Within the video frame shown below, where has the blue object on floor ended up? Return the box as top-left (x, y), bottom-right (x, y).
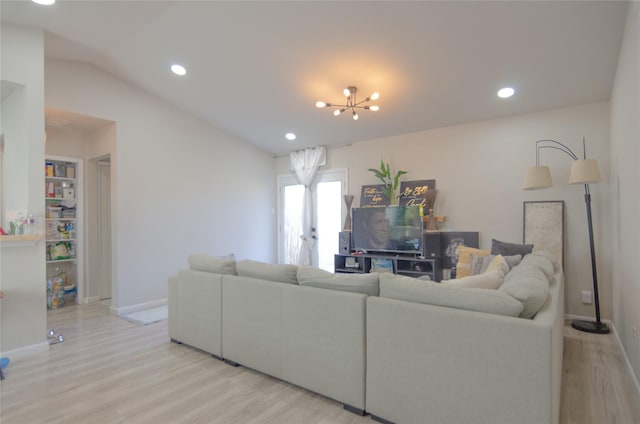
top-left (0, 356), bottom-right (8, 380)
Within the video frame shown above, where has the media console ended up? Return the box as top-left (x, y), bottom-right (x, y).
top-left (334, 253), bottom-right (442, 282)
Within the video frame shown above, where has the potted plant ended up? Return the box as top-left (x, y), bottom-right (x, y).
top-left (368, 160), bottom-right (408, 206)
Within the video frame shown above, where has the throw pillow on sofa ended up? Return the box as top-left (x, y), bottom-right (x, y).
top-left (297, 266), bottom-right (379, 296)
top-left (455, 246), bottom-right (490, 278)
top-left (441, 269), bottom-right (505, 289)
top-left (188, 253), bottom-right (237, 275)
top-left (491, 238), bottom-right (534, 257)
top-left (379, 273), bottom-right (524, 317)
top-left (236, 260), bottom-right (298, 284)
top-left (469, 254), bottom-right (521, 275)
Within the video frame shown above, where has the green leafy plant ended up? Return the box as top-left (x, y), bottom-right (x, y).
top-left (368, 160), bottom-right (408, 205)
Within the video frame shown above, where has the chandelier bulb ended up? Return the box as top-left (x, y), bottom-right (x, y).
top-left (369, 105), bottom-right (380, 112)
top-left (334, 109), bottom-right (343, 116)
top-left (370, 92), bottom-right (380, 101)
top-left (316, 101), bottom-right (327, 108)
top-left (352, 111), bottom-right (359, 121)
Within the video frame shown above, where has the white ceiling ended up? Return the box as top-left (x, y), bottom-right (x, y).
top-left (1, 0), bottom-right (629, 155)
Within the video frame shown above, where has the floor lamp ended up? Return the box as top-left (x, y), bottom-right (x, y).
top-left (523, 138), bottom-right (609, 334)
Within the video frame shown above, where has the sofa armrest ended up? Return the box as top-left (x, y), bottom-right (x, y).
top-left (366, 286), bottom-right (562, 424)
top-left (169, 269), bottom-right (223, 356)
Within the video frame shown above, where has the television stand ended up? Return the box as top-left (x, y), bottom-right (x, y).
top-left (334, 253), bottom-right (442, 282)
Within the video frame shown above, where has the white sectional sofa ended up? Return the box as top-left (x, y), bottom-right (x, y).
top-left (168, 250), bottom-right (564, 424)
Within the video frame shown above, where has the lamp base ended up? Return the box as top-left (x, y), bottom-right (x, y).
top-left (571, 319), bottom-right (610, 334)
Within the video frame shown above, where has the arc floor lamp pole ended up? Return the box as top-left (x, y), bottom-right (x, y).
top-left (523, 139), bottom-right (609, 334)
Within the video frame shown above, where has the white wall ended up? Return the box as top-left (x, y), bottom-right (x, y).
top-left (0, 24), bottom-right (47, 355)
top-left (277, 102), bottom-right (612, 319)
top-left (610, 2), bottom-right (640, 387)
top-left (45, 59), bottom-right (276, 312)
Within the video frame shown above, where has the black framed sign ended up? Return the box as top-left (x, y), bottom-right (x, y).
top-left (399, 179), bottom-right (436, 207)
top-left (360, 184), bottom-right (389, 207)
top-left (523, 201), bottom-right (564, 267)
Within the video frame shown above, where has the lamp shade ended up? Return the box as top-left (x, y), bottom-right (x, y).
top-left (569, 159), bottom-right (600, 184)
top-left (523, 166), bottom-right (552, 190)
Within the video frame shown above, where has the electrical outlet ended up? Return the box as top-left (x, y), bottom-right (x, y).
top-left (581, 290), bottom-right (593, 304)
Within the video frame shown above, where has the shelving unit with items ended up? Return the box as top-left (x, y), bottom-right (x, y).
top-left (45, 156), bottom-right (83, 308)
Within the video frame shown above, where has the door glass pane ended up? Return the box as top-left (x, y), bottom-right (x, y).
top-left (283, 184), bottom-right (304, 265)
top-left (316, 180), bottom-right (342, 272)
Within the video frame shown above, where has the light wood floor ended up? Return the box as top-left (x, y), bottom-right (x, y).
top-left (1, 303), bottom-right (639, 424)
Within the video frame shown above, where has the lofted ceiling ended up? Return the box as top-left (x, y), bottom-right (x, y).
top-left (0, 0), bottom-right (629, 155)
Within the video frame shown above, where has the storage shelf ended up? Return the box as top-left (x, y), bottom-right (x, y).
top-left (1, 234), bottom-right (43, 248)
top-left (47, 259), bottom-right (76, 263)
top-left (46, 239), bottom-right (76, 243)
top-left (45, 197), bottom-right (76, 201)
top-left (45, 176), bottom-right (75, 181)
top-left (46, 218), bottom-right (77, 221)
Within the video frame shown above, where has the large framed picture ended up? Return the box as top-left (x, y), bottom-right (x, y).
top-left (523, 201), bottom-right (564, 267)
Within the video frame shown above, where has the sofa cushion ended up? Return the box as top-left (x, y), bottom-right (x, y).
top-left (379, 273), bottom-right (524, 317)
top-left (455, 246), bottom-right (490, 278)
top-left (188, 253), bottom-right (237, 275)
top-left (297, 266), bottom-right (379, 296)
top-left (499, 264), bottom-right (550, 318)
top-left (236, 260), bottom-right (298, 284)
top-left (441, 269), bottom-right (505, 289)
top-left (530, 250), bottom-right (561, 274)
top-left (520, 253), bottom-right (555, 281)
top-left (491, 239), bottom-right (534, 257)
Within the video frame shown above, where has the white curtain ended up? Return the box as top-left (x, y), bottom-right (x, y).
top-left (289, 146), bottom-right (326, 266)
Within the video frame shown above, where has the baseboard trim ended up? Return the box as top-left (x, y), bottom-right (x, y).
top-left (1, 341), bottom-right (49, 360)
top-left (611, 322), bottom-right (640, 398)
top-left (112, 298), bottom-right (167, 315)
top-left (85, 296), bottom-right (101, 304)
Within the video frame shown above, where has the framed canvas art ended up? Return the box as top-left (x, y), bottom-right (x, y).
top-left (523, 201), bottom-right (564, 267)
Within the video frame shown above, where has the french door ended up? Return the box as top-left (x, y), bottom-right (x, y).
top-left (277, 169), bottom-right (347, 271)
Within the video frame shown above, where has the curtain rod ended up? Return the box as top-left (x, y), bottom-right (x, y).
top-left (272, 142), bottom-right (352, 159)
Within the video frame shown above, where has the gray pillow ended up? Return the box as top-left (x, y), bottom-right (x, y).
top-left (236, 260), bottom-right (298, 284)
top-left (188, 253), bottom-right (237, 275)
top-left (297, 266), bottom-right (379, 296)
top-left (491, 239), bottom-right (534, 257)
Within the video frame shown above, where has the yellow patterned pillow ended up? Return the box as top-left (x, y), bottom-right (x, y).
top-left (455, 245), bottom-right (490, 278)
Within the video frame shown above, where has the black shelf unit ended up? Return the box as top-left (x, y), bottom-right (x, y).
top-left (334, 254), bottom-right (441, 282)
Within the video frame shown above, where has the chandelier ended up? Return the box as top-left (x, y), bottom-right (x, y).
top-left (315, 86), bottom-right (380, 121)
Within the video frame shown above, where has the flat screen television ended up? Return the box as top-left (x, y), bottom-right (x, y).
top-left (351, 206), bottom-right (423, 255)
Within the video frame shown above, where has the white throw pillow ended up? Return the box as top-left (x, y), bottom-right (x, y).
top-left (440, 269), bottom-right (504, 289)
top-left (485, 255), bottom-right (510, 276)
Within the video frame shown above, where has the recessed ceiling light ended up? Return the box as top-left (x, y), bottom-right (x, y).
top-left (32, 0), bottom-right (55, 4)
top-left (497, 87), bottom-right (515, 98)
top-left (171, 64), bottom-right (187, 76)
top-left (285, 133), bottom-right (296, 141)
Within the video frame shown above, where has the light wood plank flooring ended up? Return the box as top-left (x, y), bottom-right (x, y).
top-left (1, 303), bottom-right (639, 424)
